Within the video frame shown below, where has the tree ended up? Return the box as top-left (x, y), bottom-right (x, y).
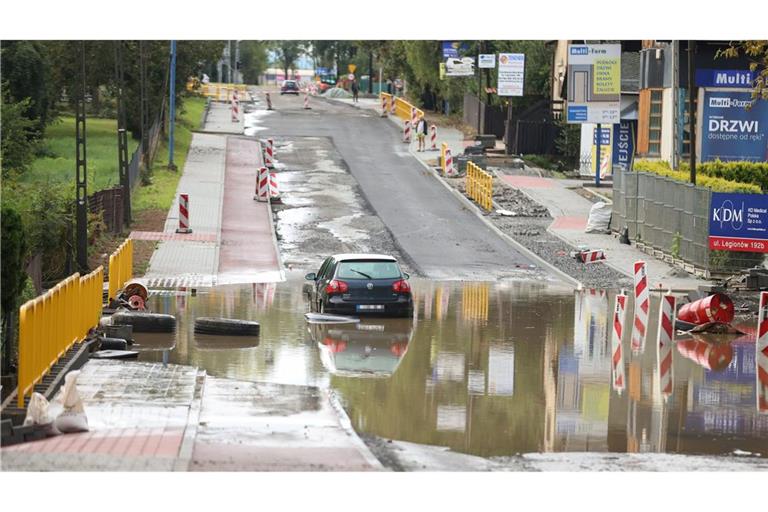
top-left (719, 40), bottom-right (768, 101)
top-left (238, 41), bottom-right (268, 84)
top-left (1, 84), bottom-right (38, 178)
top-left (271, 41), bottom-right (307, 79)
top-left (1, 206), bottom-right (27, 374)
top-left (1, 41), bottom-right (53, 135)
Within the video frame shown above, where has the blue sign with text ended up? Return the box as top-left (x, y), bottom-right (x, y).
top-left (709, 192), bottom-right (768, 253)
top-left (441, 42), bottom-right (469, 59)
top-left (695, 69), bottom-right (754, 88)
top-left (612, 120), bottom-right (636, 172)
top-left (701, 90), bottom-right (768, 163)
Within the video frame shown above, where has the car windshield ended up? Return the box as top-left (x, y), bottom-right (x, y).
top-left (336, 260), bottom-right (401, 280)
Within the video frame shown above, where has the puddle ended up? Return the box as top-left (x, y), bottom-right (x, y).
top-left (137, 278), bottom-right (768, 458)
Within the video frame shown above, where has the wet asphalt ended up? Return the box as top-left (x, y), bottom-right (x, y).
top-left (253, 90), bottom-right (545, 281)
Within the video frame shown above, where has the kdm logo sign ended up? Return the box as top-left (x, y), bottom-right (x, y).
top-left (711, 200), bottom-right (744, 230)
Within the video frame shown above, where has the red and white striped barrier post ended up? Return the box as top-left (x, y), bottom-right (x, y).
top-left (403, 120), bottom-right (411, 143)
top-left (390, 94), bottom-right (397, 115)
top-left (757, 291), bottom-right (768, 414)
top-left (381, 96), bottom-right (388, 117)
top-left (656, 292), bottom-right (676, 400)
top-left (411, 107), bottom-right (418, 132)
top-left (265, 92), bottom-right (273, 110)
top-left (579, 249), bottom-right (606, 263)
top-left (231, 94), bottom-right (239, 122)
top-left (263, 138), bottom-right (274, 169)
top-left (269, 172), bottom-right (281, 202)
top-left (444, 147), bottom-right (455, 176)
top-left (304, 93), bottom-right (311, 110)
top-left (255, 167), bottom-right (269, 202)
top-left (632, 261), bottom-right (650, 354)
top-left (611, 291), bottom-right (628, 394)
top-left (176, 193), bottom-right (192, 233)
top-left (430, 124), bottom-right (438, 150)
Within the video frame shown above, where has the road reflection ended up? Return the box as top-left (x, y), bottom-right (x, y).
top-left (137, 278), bottom-right (768, 458)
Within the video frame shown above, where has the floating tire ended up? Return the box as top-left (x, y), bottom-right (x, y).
top-left (194, 317), bottom-right (260, 337)
top-left (111, 311), bottom-right (176, 333)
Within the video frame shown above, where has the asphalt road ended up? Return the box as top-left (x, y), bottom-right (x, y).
top-left (256, 89), bottom-right (542, 281)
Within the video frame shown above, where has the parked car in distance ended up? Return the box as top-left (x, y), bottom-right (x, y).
top-left (280, 80), bottom-right (300, 95)
top-left (305, 254), bottom-right (413, 317)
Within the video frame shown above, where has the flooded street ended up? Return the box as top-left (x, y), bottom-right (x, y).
top-left (137, 277), bottom-right (768, 460)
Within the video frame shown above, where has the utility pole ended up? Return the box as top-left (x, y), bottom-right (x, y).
top-left (477, 41), bottom-right (483, 134)
top-left (115, 40), bottom-right (131, 224)
top-left (75, 41), bottom-right (88, 273)
top-left (688, 40), bottom-right (697, 185)
top-left (368, 50), bottom-right (373, 94)
top-left (139, 41), bottom-right (149, 172)
top-left (235, 40), bottom-right (240, 84)
top-left (168, 40), bottom-right (178, 171)
top-left (228, 40), bottom-right (233, 83)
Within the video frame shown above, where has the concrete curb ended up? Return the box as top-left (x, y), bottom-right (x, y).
top-left (327, 389), bottom-right (385, 471)
top-left (409, 152), bottom-right (581, 289)
top-left (174, 368), bottom-right (206, 471)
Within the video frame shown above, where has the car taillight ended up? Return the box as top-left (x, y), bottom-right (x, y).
top-left (325, 280), bottom-right (349, 295)
top-left (392, 279), bottom-right (411, 294)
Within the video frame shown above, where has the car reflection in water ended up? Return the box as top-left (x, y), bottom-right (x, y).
top-left (309, 318), bottom-right (413, 378)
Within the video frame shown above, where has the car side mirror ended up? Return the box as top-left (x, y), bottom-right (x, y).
top-left (403, 272), bottom-right (410, 280)
top-left (305, 272), bottom-right (317, 281)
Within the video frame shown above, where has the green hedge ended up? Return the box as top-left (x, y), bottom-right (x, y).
top-left (696, 160), bottom-right (768, 192)
top-left (634, 159), bottom-right (761, 193)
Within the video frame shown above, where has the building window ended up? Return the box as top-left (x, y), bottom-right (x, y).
top-left (680, 90), bottom-right (697, 158)
top-left (648, 90), bottom-right (662, 156)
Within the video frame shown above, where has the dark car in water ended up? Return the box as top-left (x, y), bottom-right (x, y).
top-left (305, 254), bottom-right (413, 317)
top-left (280, 79), bottom-right (300, 95)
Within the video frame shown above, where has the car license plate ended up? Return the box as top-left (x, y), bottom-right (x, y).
top-left (356, 304), bottom-right (384, 311)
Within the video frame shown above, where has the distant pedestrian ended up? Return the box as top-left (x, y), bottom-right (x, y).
top-left (416, 116), bottom-right (427, 152)
top-left (386, 79), bottom-right (393, 95)
top-left (351, 80), bottom-right (359, 103)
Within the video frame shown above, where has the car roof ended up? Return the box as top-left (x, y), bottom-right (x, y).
top-left (331, 253), bottom-right (397, 262)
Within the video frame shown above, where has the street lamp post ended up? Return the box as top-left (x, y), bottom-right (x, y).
top-left (168, 40), bottom-right (177, 171)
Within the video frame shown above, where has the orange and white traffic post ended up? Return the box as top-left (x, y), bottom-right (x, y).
top-left (176, 193), bottom-right (192, 233)
top-left (632, 261), bottom-right (650, 354)
top-left (611, 291), bottom-right (628, 394)
top-left (656, 291), bottom-right (676, 400)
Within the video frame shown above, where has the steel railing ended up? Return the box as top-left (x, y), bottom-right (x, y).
top-left (466, 161), bottom-right (494, 212)
top-left (198, 83), bottom-right (250, 102)
top-left (380, 93), bottom-right (424, 122)
top-left (17, 267), bottom-right (104, 407)
top-left (462, 283), bottom-right (489, 322)
top-left (108, 238), bottom-right (133, 303)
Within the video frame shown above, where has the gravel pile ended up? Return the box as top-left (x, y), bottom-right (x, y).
top-left (322, 87), bottom-right (352, 98)
top-left (445, 175), bottom-right (632, 289)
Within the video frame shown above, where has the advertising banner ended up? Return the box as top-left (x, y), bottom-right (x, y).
top-left (441, 41), bottom-right (474, 77)
top-left (479, 54), bottom-right (496, 68)
top-left (695, 69), bottom-right (755, 88)
top-left (701, 90), bottom-right (768, 162)
top-left (612, 120), bottom-right (636, 172)
top-left (566, 44), bottom-right (621, 124)
top-left (590, 126), bottom-right (612, 178)
top-left (709, 192), bottom-right (768, 253)
top-left (497, 53), bottom-right (525, 97)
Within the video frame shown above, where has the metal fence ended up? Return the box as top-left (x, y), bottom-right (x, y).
top-left (611, 170), bottom-right (763, 277)
top-left (505, 119), bottom-right (560, 155)
top-left (463, 94), bottom-right (507, 138)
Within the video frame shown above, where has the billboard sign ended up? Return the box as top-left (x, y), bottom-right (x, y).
top-left (701, 90), bottom-right (768, 162)
top-left (497, 53), bottom-right (525, 96)
top-left (612, 120), bottom-right (636, 172)
top-left (709, 192), bottom-right (768, 253)
top-left (695, 69), bottom-right (755, 88)
top-left (442, 41), bottom-right (474, 77)
top-left (566, 44), bottom-right (621, 124)
top-left (591, 126), bottom-right (612, 178)
top-left (479, 54), bottom-right (496, 68)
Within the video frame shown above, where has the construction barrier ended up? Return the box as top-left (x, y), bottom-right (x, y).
top-left (256, 166), bottom-right (269, 201)
top-left (656, 292), bottom-right (676, 399)
top-left (380, 92), bottom-right (423, 122)
top-left (466, 161), bottom-right (493, 212)
top-left (403, 120), bottom-right (411, 143)
top-left (380, 96), bottom-right (388, 117)
top-left (176, 193), bottom-right (192, 234)
top-left (265, 92), bottom-right (273, 110)
top-left (579, 249), bottom-right (606, 263)
top-left (430, 125), bottom-right (437, 150)
top-left (758, 291), bottom-right (768, 413)
top-left (264, 138), bottom-right (274, 168)
top-left (304, 94), bottom-right (310, 110)
top-left (108, 238), bottom-right (134, 302)
top-left (269, 172), bottom-right (280, 200)
top-left (17, 266), bottom-right (104, 407)
top-left (389, 94), bottom-right (396, 115)
top-left (631, 261), bottom-right (650, 354)
top-left (199, 83), bottom-right (249, 102)
top-left (678, 293), bottom-right (734, 325)
top-left (611, 292), bottom-right (627, 393)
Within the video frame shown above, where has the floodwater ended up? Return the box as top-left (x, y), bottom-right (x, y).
top-left (138, 277), bottom-right (768, 459)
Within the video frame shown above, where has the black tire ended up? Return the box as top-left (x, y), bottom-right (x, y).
top-left (194, 317), bottom-right (260, 336)
top-left (112, 312), bottom-right (176, 333)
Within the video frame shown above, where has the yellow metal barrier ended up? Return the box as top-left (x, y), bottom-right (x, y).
top-left (380, 92), bottom-right (424, 122)
top-left (199, 83), bottom-right (250, 102)
top-left (17, 266), bottom-right (104, 407)
top-left (441, 142), bottom-right (448, 175)
top-left (108, 238), bottom-right (133, 302)
top-left (466, 161), bottom-right (494, 212)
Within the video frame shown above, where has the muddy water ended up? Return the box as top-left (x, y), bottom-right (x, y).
top-left (138, 278), bottom-right (768, 458)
